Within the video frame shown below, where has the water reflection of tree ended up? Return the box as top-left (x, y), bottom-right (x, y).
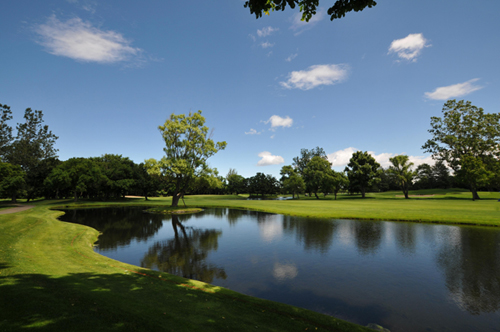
top-left (353, 221), bottom-right (383, 255)
top-left (282, 216), bottom-right (336, 253)
top-left (437, 227), bottom-right (500, 315)
top-left (393, 223), bottom-right (416, 254)
top-left (141, 215), bottom-right (227, 283)
top-left (60, 208), bottom-right (164, 249)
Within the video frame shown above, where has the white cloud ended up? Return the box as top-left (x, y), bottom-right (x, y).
top-left (35, 15), bottom-right (142, 63)
top-left (424, 78), bottom-right (483, 100)
top-left (285, 53), bottom-right (298, 62)
top-left (257, 26), bottom-right (278, 37)
top-left (261, 41), bottom-right (274, 49)
top-left (327, 147), bottom-right (358, 166)
top-left (328, 147), bottom-right (435, 169)
top-left (388, 33), bottom-right (429, 61)
top-left (245, 128), bottom-right (260, 135)
top-left (249, 34), bottom-right (256, 42)
top-left (280, 64), bottom-right (349, 90)
top-left (257, 151), bottom-right (284, 166)
top-left (265, 115), bottom-right (293, 128)
top-left (290, 10), bottom-right (325, 35)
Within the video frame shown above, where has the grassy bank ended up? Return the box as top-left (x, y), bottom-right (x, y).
top-left (0, 201), bottom-right (372, 332)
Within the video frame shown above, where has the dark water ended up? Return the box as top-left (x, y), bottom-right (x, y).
top-left (58, 207), bottom-right (500, 332)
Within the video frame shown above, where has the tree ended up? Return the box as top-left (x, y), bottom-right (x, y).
top-left (303, 156), bottom-right (334, 199)
top-left (280, 165), bottom-right (305, 199)
top-left (244, 0), bottom-right (376, 22)
top-left (0, 162), bottom-right (25, 202)
top-left (226, 169), bottom-right (246, 195)
top-left (292, 146), bottom-right (327, 196)
top-left (0, 104), bottom-right (13, 161)
top-left (345, 151), bottom-right (381, 198)
top-left (422, 100), bottom-right (500, 200)
top-left (248, 173), bottom-right (279, 197)
top-left (5, 108), bottom-right (59, 201)
top-left (158, 111), bottom-right (226, 207)
top-left (387, 155), bottom-right (417, 199)
top-left (331, 171), bottom-right (349, 200)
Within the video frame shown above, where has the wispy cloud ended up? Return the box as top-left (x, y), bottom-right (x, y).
top-left (245, 128), bottom-right (260, 135)
top-left (257, 151), bottom-right (284, 166)
top-left (388, 33), bottom-right (430, 62)
top-left (328, 147), bottom-right (435, 169)
top-left (285, 53), bottom-right (298, 62)
top-left (265, 115), bottom-right (293, 128)
top-left (34, 15), bottom-right (142, 64)
top-left (261, 41), bottom-right (274, 49)
top-left (280, 64), bottom-right (349, 90)
top-left (257, 26), bottom-right (278, 37)
top-left (290, 10), bottom-right (325, 35)
top-left (424, 78), bottom-right (483, 100)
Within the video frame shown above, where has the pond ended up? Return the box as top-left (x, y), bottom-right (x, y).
top-left (58, 207), bottom-right (500, 332)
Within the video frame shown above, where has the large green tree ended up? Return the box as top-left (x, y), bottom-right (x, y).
top-left (345, 151), bottom-right (381, 198)
top-left (158, 111), bottom-right (226, 207)
top-left (226, 169), bottom-right (247, 195)
top-left (280, 165), bottom-right (305, 199)
top-left (422, 100), bottom-right (500, 200)
top-left (245, 0), bottom-right (376, 22)
top-left (387, 155), bottom-right (417, 199)
top-left (303, 156), bottom-right (334, 199)
top-left (5, 108), bottom-right (59, 201)
top-left (0, 162), bottom-right (25, 202)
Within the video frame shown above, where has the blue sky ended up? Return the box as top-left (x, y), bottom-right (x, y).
top-left (1, 0), bottom-right (499, 178)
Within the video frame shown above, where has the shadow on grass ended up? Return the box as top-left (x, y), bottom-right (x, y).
top-left (0, 271), bottom-right (371, 332)
top-left (0, 271), bottom-right (220, 332)
top-left (0, 263), bottom-right (11, 270)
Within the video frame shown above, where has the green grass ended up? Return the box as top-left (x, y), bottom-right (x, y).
top-left (1, 189), bottom-right (499, 331)
top-left (0, 201), bottom-right (373, 332)
top-left (181, 189), bottom-right (500, 227)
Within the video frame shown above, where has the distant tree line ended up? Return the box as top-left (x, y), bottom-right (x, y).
top-left (1, 99), bottom-right (499, 202)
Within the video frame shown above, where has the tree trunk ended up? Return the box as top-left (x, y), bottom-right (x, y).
top-left (361, 186), bottom-right (366, 198)
top-left (171, 193), bottom-right (181, 207)
top-left (11, 192), bottom-right (17, 203)
top-left (314, 192), bottom-right (319, 199)
top-left (471, 189), bottom-right (480, 201)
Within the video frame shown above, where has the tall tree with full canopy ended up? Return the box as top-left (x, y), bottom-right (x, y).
top-left (292, 146), bottom-right (327, 196)
top-left (387, 155), bottom-right (417, 199)
top-left (5, 108), bottom-right (59, 201)
top-left (280, 165), bottom-right (305, 199)
top-left (345, 151), bottom-right (381, 198)
top-left (158, 111), bottom-right (226, 207)
top-left (422, 100), bottom-right (500, 200)
top-left (303, 156), bottom-right (334, 199)
top-left (244, 0), bottom-right (376, 22)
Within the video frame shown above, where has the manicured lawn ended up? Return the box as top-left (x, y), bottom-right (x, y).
top-left (1, 189), bottom-right (499, 331)
top-left (183, 189), bottom-right (500, 226)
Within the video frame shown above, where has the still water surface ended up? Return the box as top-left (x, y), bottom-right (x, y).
top-left (58, 207), bottom-right (500, 332)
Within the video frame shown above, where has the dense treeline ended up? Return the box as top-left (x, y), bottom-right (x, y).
top-left (1, 99), bottom-right (499, 202)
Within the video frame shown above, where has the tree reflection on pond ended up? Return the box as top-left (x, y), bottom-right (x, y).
top-left (437, 227), bottom-right (500, 315)
top-left (140, 214), bottom-right (227, 283)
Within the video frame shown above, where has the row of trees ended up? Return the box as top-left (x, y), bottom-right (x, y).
top-left (2, 99), bottom-right (499, 203)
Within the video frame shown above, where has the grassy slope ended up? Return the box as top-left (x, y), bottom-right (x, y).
top-left (0, 202), bottom-right (372, 332)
